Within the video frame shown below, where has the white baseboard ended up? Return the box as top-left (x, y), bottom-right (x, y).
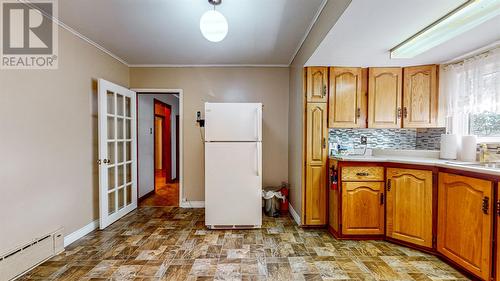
top-left (64, 219), bottom-right (98, 247)
top-left (180, 201), bottom-right (205, 208)
top-left (288, 203), bottom-right (301, 226)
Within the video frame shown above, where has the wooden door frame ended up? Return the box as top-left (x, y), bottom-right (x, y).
top-left (153, 99), bottom-right (172, 184)
top-left (134, 89), bottom-right (184, 207)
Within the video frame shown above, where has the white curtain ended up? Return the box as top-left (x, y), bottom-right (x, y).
top-left (440, 47), bottom-right (500, 135)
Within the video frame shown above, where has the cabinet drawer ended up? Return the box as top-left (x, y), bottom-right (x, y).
top-left (342, 167), bottom-right (384, 181)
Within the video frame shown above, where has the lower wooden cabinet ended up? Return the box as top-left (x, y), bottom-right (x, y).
top-left (437, 172), bottom-right (493, 280)
top-left (497, 184), bottom-right (500, 281)
top-left (342, 181), bottom-right (385, 235)
top-left (386, 168), bottom-right (433, 248)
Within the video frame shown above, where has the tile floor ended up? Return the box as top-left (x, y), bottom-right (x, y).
top-left (19, 207), bottom-right (469, 281)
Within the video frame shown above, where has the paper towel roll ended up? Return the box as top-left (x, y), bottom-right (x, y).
top-left (440, 134), bottom-right (458, 160)
top-left (460, 135), bottom-right (478, 162)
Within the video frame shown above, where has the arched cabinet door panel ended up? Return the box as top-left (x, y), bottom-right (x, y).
top-left (329, 67), bottom-right (367, 128)
top-left (305, 103), bottom-right (327, 225)
top-left (386, 168), bottom-right (433, 248)
top-left (368, 67), bottom-right (402, 128)
top-left (403, 65), bottom-right (438, 128)
top-left (307, 67), bottom-right (328, 103)
top-left (437, 173), bottom-right (492, 281)
top-left (342, 181), bottom-right (385, 235)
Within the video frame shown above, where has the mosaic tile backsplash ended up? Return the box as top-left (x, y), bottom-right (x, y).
top-left (329, 128), bottom-right (446, 151)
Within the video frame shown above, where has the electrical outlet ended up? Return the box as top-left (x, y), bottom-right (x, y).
top-left (361, 136), bottom-right (367, 145)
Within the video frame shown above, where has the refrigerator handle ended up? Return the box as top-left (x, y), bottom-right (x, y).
top-left (256, 142), bottom-right (262, 177)
top-left (256, 107), bottom-right (262, 141)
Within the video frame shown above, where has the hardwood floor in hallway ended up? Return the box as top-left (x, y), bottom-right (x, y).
top-left (140, 171), bottom-right (179, 207)
top-left (18, 207), bottom-right (468, 280)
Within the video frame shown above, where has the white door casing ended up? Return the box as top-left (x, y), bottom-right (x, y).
top-left (98, 79), bottom-right (138, 229)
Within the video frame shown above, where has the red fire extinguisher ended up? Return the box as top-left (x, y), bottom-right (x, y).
top-left (280, 182), bottom-right (289, 215)
top-left (330, 167), bottom-right (338, 190)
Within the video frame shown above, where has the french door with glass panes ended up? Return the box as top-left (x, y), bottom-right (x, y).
top-left (98, 79), bottom-right (137, 229)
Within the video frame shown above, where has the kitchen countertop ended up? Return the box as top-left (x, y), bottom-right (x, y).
top-left (330, 149), bottom-right (500, 177)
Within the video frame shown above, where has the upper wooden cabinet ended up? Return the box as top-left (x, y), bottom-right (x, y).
top-left (342, 181), bottom-right (385, 235)
top-left (403, 65), bottom-right (439, 128)
top-left (328, 67), bottom-right (367, 128)
top-left (368, 67), bottom-right (403, 128)
top-left (305, 103), bottom-right (328, 225)
top-left (437, 173), bottom-right (493, 280)
top-left (386, 168), bottom-right (433, 248)
top-left (306, 67), bottom-right (328, 103)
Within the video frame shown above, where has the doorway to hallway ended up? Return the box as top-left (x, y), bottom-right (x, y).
top-left (136, 92), bottom-right (180, 207)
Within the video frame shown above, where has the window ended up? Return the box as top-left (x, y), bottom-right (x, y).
top-left (441, 47), bottom-right (500, 142)
top-left (469, 112), bottom-right (500, 137)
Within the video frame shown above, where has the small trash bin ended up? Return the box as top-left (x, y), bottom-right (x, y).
top-left (262, 186), bottom-right (285, 217)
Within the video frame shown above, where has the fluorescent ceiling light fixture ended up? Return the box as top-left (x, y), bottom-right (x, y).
top-left (391, 0), bottom-right (500, 59)
top-left (200, 0), bottom-right (228, 43)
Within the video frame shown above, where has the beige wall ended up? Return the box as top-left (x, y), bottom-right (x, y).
top-left (0, 27), bottom-right (129, 254)
top-left (130, 67), bottom-right (289, 201)
top-left (288, 0), bottom-right (351, 221)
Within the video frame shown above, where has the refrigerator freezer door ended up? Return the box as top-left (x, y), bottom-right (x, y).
top-left (205, 142), bottom-right (262, 227)
top-left (205, 103), bottom-right (262, 142)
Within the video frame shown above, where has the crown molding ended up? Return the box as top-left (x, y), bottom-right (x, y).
top-left (129, 64), bottom-right (289, 68)
top-left (288, 0), bottom-right (328, 65)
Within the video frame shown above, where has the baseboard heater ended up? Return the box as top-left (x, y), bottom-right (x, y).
top-left (0, 229), bottom-right (64, 281)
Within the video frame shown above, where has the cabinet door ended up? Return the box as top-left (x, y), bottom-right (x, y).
top-left (368, 68), bottom-right (402, 128)
top-left (305, 103), bottom-right (328, 225)
top-left (307, 67), bottom-right (328, 103)
top-left (328, 67), bottom-right (367, 128)
top-left (497, 185), bottom-right (500, 281)
top-left (403, 65), bottom-right (438, 128)
top-left (386, 168), bottom-right (433, 247)
top-left (342, 182), bottom-right (384, 235)
top-left (437, 173), bottom-right (492, 280)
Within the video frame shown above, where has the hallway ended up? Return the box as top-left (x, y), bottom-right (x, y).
top-left (140, 171), bottom-right (179, 207)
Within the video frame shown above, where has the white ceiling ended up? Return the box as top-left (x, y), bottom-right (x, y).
top-left (306, 0), bottom-right (500, 67)
top-left (56, 0), bottom-right (325, 66)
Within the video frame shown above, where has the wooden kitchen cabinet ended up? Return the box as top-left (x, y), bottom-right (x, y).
top-left (403, 65), bottom-right (439, 128)
top-left (497, 184), bottom-right (500, 281)
top-left (306, 67), bottom-right (328, 103)
top-left (305, 103), bottom-right (328, 225)
top-left (437, 173), bottom-right (493, 280)
top-left (386, 168), bottom-right (433, 248)
top-left (342, 181), bottom-right (385, 235)
top-left (368, 67), bottom-right (403, 128)
top-left (328, 67), bottom-right (367, 128)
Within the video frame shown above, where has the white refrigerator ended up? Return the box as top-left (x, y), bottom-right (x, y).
top-left (204, 102), bottom-right (262, 229)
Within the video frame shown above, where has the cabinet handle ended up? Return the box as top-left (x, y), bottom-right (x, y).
top-left (403, 107), bottom-right (408, 119)
top-left (497, 201), bottom-right (500, 217)
top-left (482, 196), bottom-right (489, 215)
top-left (356, 172), bottom-right (369, 177)
top-left (322, 138), bottom-right (326, 149)
top-left (357, 108), bottom-right (361, 118)
top-left (397, 107), bottom-right (402, 119)
top-left (380, 193), bottom-right (384, 205)
top-left (322, 85), bottom-right (327, 97)
top-left (387, 179), bottom-right (391, 191)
